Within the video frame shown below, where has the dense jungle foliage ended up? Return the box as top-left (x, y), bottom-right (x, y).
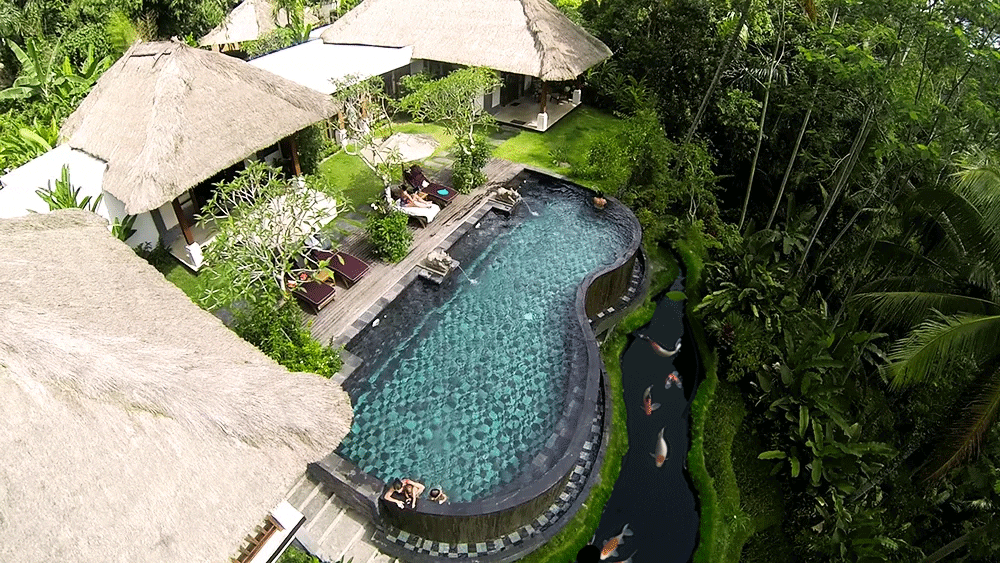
top-left (576, 0), bottom-right (1000, 560)
top-left (4, 0), bottom-right (1000, 560)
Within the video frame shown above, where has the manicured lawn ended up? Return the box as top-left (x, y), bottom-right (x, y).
top-left (317, 152), bottom-right (384, 210)
top-left (492, 106), bottom-right (620, 184)
top-left (519, 245), bottom-right (678, 563)
top-left (158, 261), bottom-right (220, 307)
top-left (316, 121), bottom-right (457, 212)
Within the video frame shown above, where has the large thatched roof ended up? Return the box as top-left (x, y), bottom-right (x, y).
top-left (200, 0), bottom-right (322, 46)
top-left (0, 209), bottom-right (353, 563)
top-left (319, 0), bottom-right (611, 81)
top-left (60, 41), bottom-right (336, 215)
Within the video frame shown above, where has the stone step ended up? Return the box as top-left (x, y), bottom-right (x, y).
top-left (286, 474), bottom-right (322, 509)
top-left (365, 551), bottom-right (396, 563)
top-left (337, 523), bottom-right (377, 563)
top-left (303, 494), bottom-right (346, 535)
top-left (309, 508), bottom-right (367, 563)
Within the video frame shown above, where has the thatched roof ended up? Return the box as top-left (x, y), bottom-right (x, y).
top-left (0, 209), bottom-right (353, 563)
top-left (200, 0), bottom-right (322, 46)
top-left (60, 41), bottom-right (336, 215)
top-left (319, 0), bottom-right (611, 81)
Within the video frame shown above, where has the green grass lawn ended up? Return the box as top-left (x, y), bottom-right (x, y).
top-left (158, 261), bottom-right (219, 307)
top-left (492, 106), bottom-right (620, 185)
top-left (317, 121), bottom-right (458, 212)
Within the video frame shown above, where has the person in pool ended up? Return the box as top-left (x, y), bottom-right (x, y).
top-left (428, 488), bottom-right (448, 504)
top-left (384, 478), bottom-right (425, 509)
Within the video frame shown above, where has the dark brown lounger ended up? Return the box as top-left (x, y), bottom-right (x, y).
top-left (403, 164), bottom-right (458, 207)
top-left (311, 249), bottom-right (371, 288)
top-left (290, 279), bottom-right (336, 313)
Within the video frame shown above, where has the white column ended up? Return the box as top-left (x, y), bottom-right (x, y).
top-left (572, 89), bottom-right (582, 105)
top-left (537, 112), bottom-right (549, 131)
top-left (491, 86), bottom-right (501, 108)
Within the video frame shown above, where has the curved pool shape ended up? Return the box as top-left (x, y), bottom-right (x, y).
top-left (339, 178), bottom-right (632, 502)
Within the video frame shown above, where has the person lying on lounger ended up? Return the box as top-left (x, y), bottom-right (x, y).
top-left (399, 188), bottom-right (434, 209)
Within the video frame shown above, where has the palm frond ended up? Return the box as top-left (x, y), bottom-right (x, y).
top-left (926, 369), bottom-right (1000, 480)
top-left (853, 292), bottom-right (1000, 327)
top-left (870, 241), bottom-right (953, 279)
top-left (885, 313), bottom-right (1000, 388)
top-left (900, 187), bottom-right (1000, 263)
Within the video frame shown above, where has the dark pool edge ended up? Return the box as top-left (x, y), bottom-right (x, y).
top-left (309, 171), bottom-right (645, 552)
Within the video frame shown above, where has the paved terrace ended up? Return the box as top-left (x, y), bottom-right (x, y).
top-left (307, 158), bottom-right (525, 347)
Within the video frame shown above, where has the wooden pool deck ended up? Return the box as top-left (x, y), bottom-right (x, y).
top-left (307, 158), bottom-right (526, 346)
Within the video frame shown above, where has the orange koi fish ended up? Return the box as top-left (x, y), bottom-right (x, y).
top-left (642, 385), bottom-right (661, 415)
top-left (651, 427), bottom-right (669, 467)
top-left (600, 523), bottom-right (633, 560)
top-left (665, 370), bottom-right (682, 390)
top-left (636, 334), bottom-right (681, 357)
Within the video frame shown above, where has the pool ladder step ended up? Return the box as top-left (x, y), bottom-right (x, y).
top-left (284, 472), bottom-right (395, 563)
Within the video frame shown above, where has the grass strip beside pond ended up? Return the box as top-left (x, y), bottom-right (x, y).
top-left (518, 246), bottom-right (677, 563)
top-left (677, 227), bottom-right (752, 563)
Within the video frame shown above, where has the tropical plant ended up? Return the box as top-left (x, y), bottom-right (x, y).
top-left (110, 213), bottom-right (137, 242)
top-left (330, 74), bottom-right (401, 188)
top-left (33, 164), bottom-right (102, 212)
top-left (233, 299), bottom-right (343, 378)
top-left (398, 67), bottom-right (501, 191)
top-left (198, 162), bottom-right (348, 308)
top-left (0, 114), bottom-right (56, 167)
top-left (365, 208), bottom-right (412, 263)
top-left (0, 38), bottom-right (111, 117)
top-left (854, 151), bottom-right (1000, 480)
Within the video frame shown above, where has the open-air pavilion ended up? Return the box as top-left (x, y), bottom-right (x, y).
top-left (0, 209), bottom-right (353, 563)
top-left (0, 40), bottom-right (337, 269)
top-left (199, 0), bottom-right (326, 53)
top-left (319, 0), bottom-right (612, 131)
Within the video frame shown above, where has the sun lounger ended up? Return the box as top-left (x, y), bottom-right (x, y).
top-left (311, 249), bottom-right (371, 287)
top-left (403, 165), bottom-right (458, 207)
top-left (289, 278), bottom-right (336, 313)
top-left (384, 186), bottom-right (440, 226)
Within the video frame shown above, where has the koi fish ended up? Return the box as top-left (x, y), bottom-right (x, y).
top-left (617, 551), bottom-right (638, 563)
top-left (665, 370), bottom-right (682, 390)
top-left (642, 385), bottom-right (661, 415)
top-left (651, 427), bottom-right (669, 467)
top-left (637, 334), bottom-right (681, 357)
top-left (600, 523), bottom-right (633, 560)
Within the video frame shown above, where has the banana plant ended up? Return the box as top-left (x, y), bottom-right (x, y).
top-left (0, 39), bottom-right (111, 110)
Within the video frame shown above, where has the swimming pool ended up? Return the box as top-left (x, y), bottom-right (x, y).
top-left (339, 175), bottom-right (633, 502)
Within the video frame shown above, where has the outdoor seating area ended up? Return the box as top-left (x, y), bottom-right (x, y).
top-left (404, 164), bottom-right (459, 207)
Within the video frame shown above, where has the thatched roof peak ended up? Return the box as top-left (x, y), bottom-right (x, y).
top-left (0, 209), bottom-right (352, 563)
top-left (319, 0), bottom-right (611, 81)
top-left (200, 0), bottom-right (323, 46)
top-left (60, 40), bottom-right (335, 214)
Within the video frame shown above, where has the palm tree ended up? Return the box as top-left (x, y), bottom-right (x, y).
top-left (855, 151), bottom-right (1000, 480)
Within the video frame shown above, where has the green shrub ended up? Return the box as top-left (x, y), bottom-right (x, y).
top-left (451, 135), bottom-right (492, 193)
top-left (244, 27), bottom-right (297, 59)
top-left (277, 546), bottom-right (320, 563)
top-left (135, 239), bottom-right (174, 271)
top-left (366, 210), bottom-right (412, 262)
top-left (296, 123), bottom-right (335, 175)
top-left (233, 300), bottom-right (343, 377)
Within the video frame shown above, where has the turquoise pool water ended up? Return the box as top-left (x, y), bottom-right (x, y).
top-left (339, 179), bottom-right (630, 502)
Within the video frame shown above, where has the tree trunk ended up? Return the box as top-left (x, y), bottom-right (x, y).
top-left (683, 0), bottom-right (752, 144)
top-left (739, 61), bottom-right (777, 231)
top-left (797, 107), bottom-right (874, 274)
top-left (920, 521), bottom-right (995, 563)
top-left (766, 104), bottom-right (811, 230)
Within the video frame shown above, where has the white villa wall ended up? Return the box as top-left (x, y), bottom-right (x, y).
top-left (0, 146), bottom-right (109, 220)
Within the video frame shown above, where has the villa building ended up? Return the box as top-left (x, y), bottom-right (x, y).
top-left (0, 41), bottom-right (336, 270)
top-left (0, 209), bottom-right (354, 563)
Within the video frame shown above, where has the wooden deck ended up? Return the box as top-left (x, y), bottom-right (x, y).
top-left (307, 159), bottom-right (526, 346)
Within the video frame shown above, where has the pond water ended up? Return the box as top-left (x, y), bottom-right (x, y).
top-left (590, 277), bottom-right (700, 563)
